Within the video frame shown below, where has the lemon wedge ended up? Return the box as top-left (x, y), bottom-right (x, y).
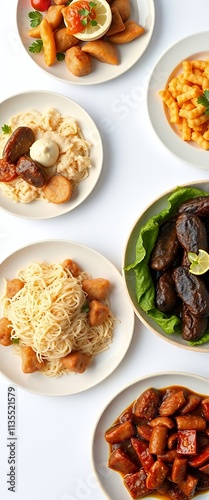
top-left (64, 0), bottom-right (112, 42)
top-left (188, 249), bottom-right (209, 275)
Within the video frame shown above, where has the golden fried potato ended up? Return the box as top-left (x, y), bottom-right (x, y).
top-left (82, 40), bottom-right (119, 65)
top-left (88, 300), bottom-right (110, 327)
top-left (54, 28), bottom-right (79, 52)
top-left (82, 278), bottom-right (110, 301)
top-left (28, 5), bottom-right (64, 38)
top-left (40, 18), bottom-right (56, 66)
top-left (111, 0), bottom-right (131, 21)
top-left (43, 175), bottom-right (73, 204)
top-left (61, 351), bottom-right (92, 373)
top-left (106, 6), bottom-right (125, 36)
top-left (108, 20), bottom-right (145, 43)
top-left (20, 346), bottom-right (43, 373)
top-left (6, 279), bottom-right (24, 299)
top-left (65, 46), bottom-right (92, 76)
top-left (0, 317), bottom-right (13, 346)
top-left (63, 259), bottom-right (81, 277)
top-left (28, 25), bottom-right (41, 39)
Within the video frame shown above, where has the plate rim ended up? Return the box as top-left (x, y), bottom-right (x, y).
top-left (0, 238), bottom-right (135, 396)
top-left (0, 89), bottom-right (103, 220)
top-left (147, 30), bottom-right (209, 169)
top-left (16, 0), bottom-right (156, 86)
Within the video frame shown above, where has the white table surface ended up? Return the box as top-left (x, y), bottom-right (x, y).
top-left (1, 1), bottom-right (209, 499)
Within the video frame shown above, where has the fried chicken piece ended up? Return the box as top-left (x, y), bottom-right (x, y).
top-left (82, 40), bottom-right (119, 65)
top-left (111, 0), bottom-right (131, 21)
top-left (65, 46), bottom-right (92, 76)
top-left (108, 20), bottom-right (145, 43)
top-left (6, 279), bottom-right (24, 299)
top-left (82, 278), bottom-right (110, 300)
top-left (88, 300), bottom-right (110, 327)
top-left (63, 259), bottom-right (81, 277)
top-left (20, 346), bottom-right (43, 374)
top-left (61, 351), bottom-right (92, 373)
top-left (0, 317), bottom-right (13, 346)
top-left (54, 28), bottom-right (79, 53)
top-left (106, 6), bottom-right (125, 36)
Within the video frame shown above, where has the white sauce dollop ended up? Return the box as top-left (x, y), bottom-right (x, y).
top-left (30, 138), bottom-right (59, 167)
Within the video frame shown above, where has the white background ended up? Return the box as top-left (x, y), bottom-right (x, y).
top-left (1, 1), bottom-right (209, 499)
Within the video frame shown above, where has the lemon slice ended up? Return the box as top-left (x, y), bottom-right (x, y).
top-left (188, 249), bottom-right (209, 275)
top-left (67, 0), bottom-right (112, 41)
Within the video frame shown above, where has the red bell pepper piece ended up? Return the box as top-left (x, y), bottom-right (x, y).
top-left (131, 437), bottom-right (154, 473)
top-left (189, 446), bottom-right (209, 467)
top-left (177, 430), bottom-right (197, 455)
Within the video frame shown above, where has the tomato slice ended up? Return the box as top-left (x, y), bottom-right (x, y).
top-left (62, 1), bottom-right (97, 35)
top-left (30, 0), bottom-right (51, 12)
top-left (0, 160), bottom-right (18, 182)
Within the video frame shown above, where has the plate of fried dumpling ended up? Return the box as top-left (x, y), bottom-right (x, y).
top-left (16, 0), bottom-right (155, 85)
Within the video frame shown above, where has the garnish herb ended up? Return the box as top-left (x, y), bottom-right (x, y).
top-left (79, 2), bottom-right (98, 27)
top-left (11, 338), bottom-right (20, 344)
top-left (28, 10), bottom-right (43, 28)
top-left (1, 124), bottom-right (11, 134)
top-left (56, 52), bottom-right (65, 61)
top-left (81, 303), bottom-right (90, 313)
top-left (29, 40), bottom-right (43, 53)
top-left (197, 90), bottom-right (209, 115)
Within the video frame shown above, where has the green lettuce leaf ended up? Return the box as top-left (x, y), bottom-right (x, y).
top-left (125, 186), bottom-right (209, 344)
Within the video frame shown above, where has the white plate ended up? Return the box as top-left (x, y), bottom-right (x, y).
top-left (16, 0), bottom-right (155, 85)
top-left (0, 90), bottom-right (103, 219)
top-left (123, 180), bottom-right (209, 353)
top-left (92, 371), bottom-right (209, 500)
top-left (0, 239), bottom-right (135, 396)
top-left (147, 31), bottom-right (209, 169)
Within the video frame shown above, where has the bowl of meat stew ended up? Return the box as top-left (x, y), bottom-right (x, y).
top-left (92, 372), bottom-right (209, 500)
top-left (123, 180), bottom-right (209, 352)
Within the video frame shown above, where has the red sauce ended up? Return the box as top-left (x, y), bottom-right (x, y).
top-left (62, 1), bottom-right (97, 35)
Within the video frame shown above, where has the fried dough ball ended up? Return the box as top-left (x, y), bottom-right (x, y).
top-left (20, 346), bottom-right (44, 373)
top-left (108, 20), bottom-right (145, 43)
top-left (61, 351), bottom-right (92, 373)
top-left (81, 40), bottom-right (119, 65)
top-left (88, 300), bottom-right (110, 327)
top-left (54, 28), bottom-right (79, 53)
top-left (62, 259), bottom-right (81, 277)
top-left (43, 175), bottom-right (73, 204)
top-left (82, 278), bottom-right (110, 300)
top-left (65, 46), bottom-right (92, 76)
top-left (6, 279), bottom-right (24, 299)
top-left (0, 317), bottom-right (13, 346)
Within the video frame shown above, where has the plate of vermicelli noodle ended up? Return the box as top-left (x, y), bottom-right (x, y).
top-left (0, 240), bottom-right (134, 396)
